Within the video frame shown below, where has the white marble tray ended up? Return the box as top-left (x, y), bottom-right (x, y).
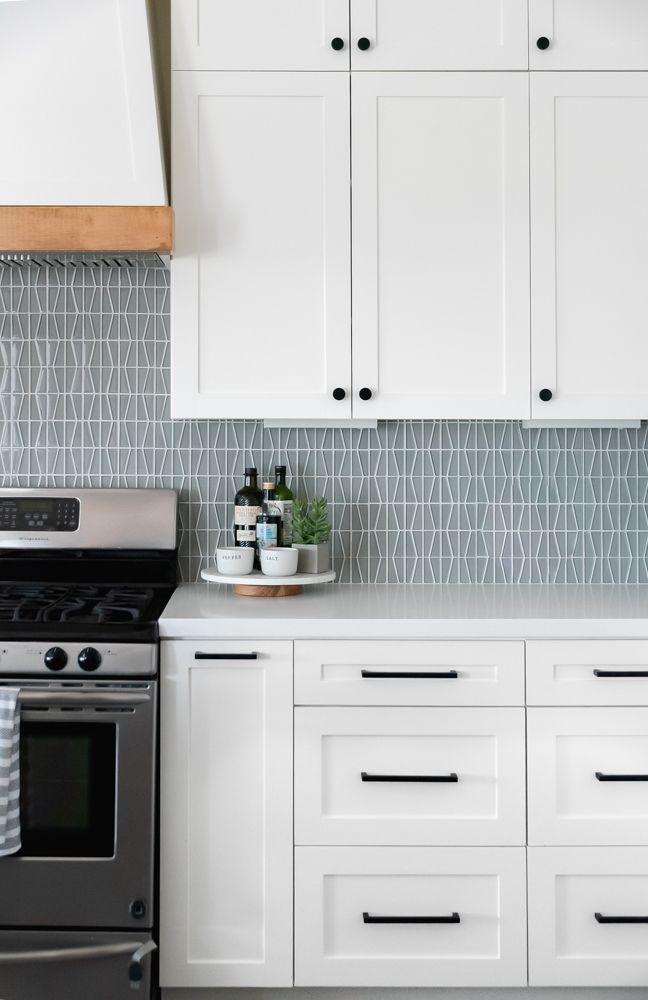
top-left (201, 568), bottom-right (336, 587)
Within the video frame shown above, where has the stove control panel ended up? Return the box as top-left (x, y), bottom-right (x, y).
top-left (0, 642), bottom-right (157, 677)
top-left (0, 497), bottom-right (80, 532)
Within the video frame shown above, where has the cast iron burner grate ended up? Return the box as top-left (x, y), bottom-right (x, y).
top-left (0, 585), bottom-right (155, 624)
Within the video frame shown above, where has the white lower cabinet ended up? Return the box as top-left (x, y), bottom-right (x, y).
top-left (161, 632), bottom-right (648, 991)
top-left (295, 847), bottom-right (528, 987)
top-left (160, 641), bottom-right (293, 987)
top-left (528, 847), bottom-right (648, 986)
top-left (295, 707), bottom-right (526, 846)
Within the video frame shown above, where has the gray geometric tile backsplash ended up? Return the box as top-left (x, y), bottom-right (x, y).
top-left (2, 262), bottom-right (648, 584)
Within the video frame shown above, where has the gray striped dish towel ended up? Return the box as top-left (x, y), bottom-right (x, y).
top-left (0, 688), bottom-right (20, 856)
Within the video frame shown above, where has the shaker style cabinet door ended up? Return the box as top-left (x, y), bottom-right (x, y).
top-left (160, 641), bottom-right (293, 987)
top-left (527, 707), bottom-right (648, 846)
top-left (351, 73), bottom-right (530, 420)
top-left (295, 847), bottom-right (528, 987)
top-left (351, 0), bottom-right (528, 69)
top-left (531, 74), bottom-right (648, 420)
top-left (530, 0), bottom-right (648, 70)
top-left (172, 0), bottom-right (351, 70)
top-left (528, 847), bottom-right (648, 986)
top-left (171, 72), bottom-right (351, 419)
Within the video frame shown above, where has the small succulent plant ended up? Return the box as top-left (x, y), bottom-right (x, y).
top-left (292, 496), bottom-right (331, 545)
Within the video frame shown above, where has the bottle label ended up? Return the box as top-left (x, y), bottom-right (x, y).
top-left (235, 505), bottom-right (261, 526)
top-left (236, 528), bottom-right (256, 544)
top-left (256, 523), bottom-right (278, 548)
top-left (275, 500), bottom-right (293, 545)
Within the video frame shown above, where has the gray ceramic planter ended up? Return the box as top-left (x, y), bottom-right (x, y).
top-left (293, 541), bottom-right (330, 574)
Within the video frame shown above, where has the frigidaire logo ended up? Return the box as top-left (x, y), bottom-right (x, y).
top-left (18, 537), bottom-right (50, 543)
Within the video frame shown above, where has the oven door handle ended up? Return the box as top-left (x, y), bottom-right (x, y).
top-left (18, 690), bottom-right (151, 707)
top-left (0, 940), bottom-right (155, 968)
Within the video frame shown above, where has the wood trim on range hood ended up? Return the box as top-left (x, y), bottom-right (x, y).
top-left (0, 206), bottom-right (174, 254)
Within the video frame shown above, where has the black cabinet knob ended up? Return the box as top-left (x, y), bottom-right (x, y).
top-left (331, 37), bottom-right (345, 50)
top-left (536, 36), bottom-right (551, 50)
top-left (539, 388), bottom-right (553, 402)
top-left (359, 387), bottom-right (373, 401)
top-left (44, 646), bottom-right (67, 672)
top-left (332, 387), bottom-right (346, 401)
top-left (357, 37), bottom-right (371, 50)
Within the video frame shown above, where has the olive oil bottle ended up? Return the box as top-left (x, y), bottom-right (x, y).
top-left (273, 465), bottom-right (294, 546)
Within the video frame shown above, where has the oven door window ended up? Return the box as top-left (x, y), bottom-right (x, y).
top-left (19, 722), bottom-right (116, 858)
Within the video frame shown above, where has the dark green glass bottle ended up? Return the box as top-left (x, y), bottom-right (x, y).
top-left (273, 465), bottom-right (294, 546)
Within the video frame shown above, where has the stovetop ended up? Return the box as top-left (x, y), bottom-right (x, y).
top-left (0, 582), bottom-right (174, 642)
top-left (0, 584), bottom-right (155, 624)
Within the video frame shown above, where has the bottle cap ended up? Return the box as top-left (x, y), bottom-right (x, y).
top-left (244, 467), bottom-right (257, 475)
top-left (275, 465), bottom-right (286, 474)
top-left (263, 482), bottom-right (274, 490)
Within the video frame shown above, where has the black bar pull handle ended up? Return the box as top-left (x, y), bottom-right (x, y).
top-left (194, 652), bottom-right (258, 661)
top-left (361, 669), bottom-right (458, 679)
top-left (595, 912), bottom-right (648, 924)
top-left (363, 912), bottom-right (460, 925)
top-left (361, 771), bottom-right (458, 783)
top-left (595, 772), bottom-right (648, 782)
top-left (593, 669), bottom-right (648, 678)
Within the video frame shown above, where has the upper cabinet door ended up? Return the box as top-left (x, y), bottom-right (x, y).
top-left (350, 0), bottom-right (528, 70)
top-left (172, 0), bottom-right (351, 70)
top-left (352, 73), bottom-right (530, 420)
top-left (530, 0), bottom-right (648, 70)
top-left (531, 73), bottom-right (648, 420)
top-left (171, 72), bottom-right (351, 420)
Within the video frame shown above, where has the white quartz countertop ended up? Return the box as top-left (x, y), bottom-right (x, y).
top-left (159, 584), bottom-right (648, 639)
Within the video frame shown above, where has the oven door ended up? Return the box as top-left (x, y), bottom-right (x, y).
top-left (0, 680), bottom-right (156, 929)
top-left (0, 930), bottom-right (156, 1000)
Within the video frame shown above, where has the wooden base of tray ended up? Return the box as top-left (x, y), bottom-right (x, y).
top-left (233, 583), bottom-right (304, 598)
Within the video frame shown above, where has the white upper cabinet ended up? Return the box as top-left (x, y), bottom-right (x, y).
top-left (530, 0), bottom-right (648, 70)
top-left (0, 0), bottom-right (165, 205)
top-left (352, 73), bottom-right (530, 420)
top-left (172, 0), bottom-right (351, 70)
top-left (171, 72), bottom-right (351, 420)
top-left (351, 0), bottom-right (528, 70)
top-left (531, 73), bottom-right (648, 420)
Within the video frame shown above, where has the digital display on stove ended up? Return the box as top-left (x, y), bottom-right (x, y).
top-left (0, 497), bottom-right (80, 532)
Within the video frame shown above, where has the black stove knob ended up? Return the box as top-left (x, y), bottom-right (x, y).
top-left (44, 647), bottom-right (67, 672)
top-left (78, 647), bottom-right (102, 672)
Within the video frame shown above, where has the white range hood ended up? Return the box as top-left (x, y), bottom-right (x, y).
top-left (0, 0), bottom-right (171, 256)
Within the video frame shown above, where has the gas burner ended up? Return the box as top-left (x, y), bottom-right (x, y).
top-left (0, 584), bottom-right (155, 625)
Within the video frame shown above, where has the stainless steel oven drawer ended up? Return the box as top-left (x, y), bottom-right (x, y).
top-left (0, 930), bottom-right (155, 1000)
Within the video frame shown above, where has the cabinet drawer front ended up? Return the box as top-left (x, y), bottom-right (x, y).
top-left (295, 707), bottom-right (525, 845)
top-left (527, 641), bottom-right (648, 705)
top-left (528, 708), bottom-right (648, 845)
top-left (294, 640), bottom-right (524, 705)
top-left (529, 0), bottom-right (648, 70)
top-left (295, 846), bottom-right (527, 987)
top-left (529, 847), bottom-right (648, 986)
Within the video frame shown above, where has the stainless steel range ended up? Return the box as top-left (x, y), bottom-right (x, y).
top-left (0, 488), bottom-right (177, 1000)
